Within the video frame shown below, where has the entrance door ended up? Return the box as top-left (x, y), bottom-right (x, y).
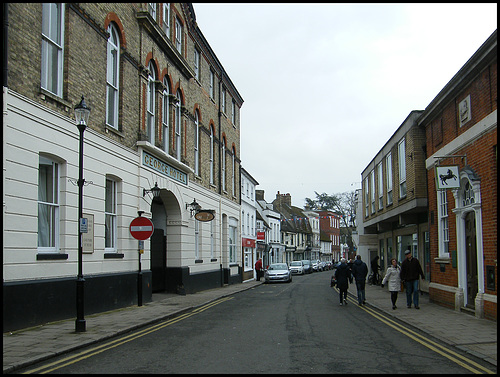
top-left (151, 229), bottom-right (166, 292)
top-left (465, 211), bottom-right (477, 308)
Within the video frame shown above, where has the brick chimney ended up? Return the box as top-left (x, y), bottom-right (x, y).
top-left (276, 191), bottom-right (292, 206)
top-left (256, 189), bottom-right (265, 201)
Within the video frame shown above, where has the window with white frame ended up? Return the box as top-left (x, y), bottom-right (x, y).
top-left (437, 190), bottom-right (449, 256)
top-left (209, 70), bottom-right (214, 99)
top-left (210, 220), bottom-right (214, 259)
top-left (221, 87), bottom-right (226, 114)
top-left (148, 3), bottom-right (156, 20)
top-left (370, 170), bottom-right (375, 214)
top-left (106, 23), bottom-right (120, 129)
top-left (377, 162), bottom-right (383, 210)
top-left (175, 91), bottom-right (182, 160)
top-left (162, 77), bottom-right (170, 153)
top-left (364, 177), bottom-right (369, 217)
top-left (147, 62), bottom-right (156, 144)
top-left (41, 3), bottom-right (64, 97)
top-left (222, 140), bottom-right (226, 190)
top-left (105, 178), bottom-right (117, 250)
top-left (229, 223), bottom-right (237, 263)
top-left (232, 148), bottom-right (236, 196)
top-left (194, 111), bottom-right (199, 175)
top-left (398, 138), bottom-right (407, 198)
top-left (241, 210), bottom-right (245, 235)
top-left (162, 3), bottom-right (170, 37)
top-left (194, 48), bottom-right (200, 81)
top-left (175, 17), bottom-right (182, 53)
top-left (246, 213), bottom-right (250, 235)
top-left (38, 155), bottom-right (59, 251)
top-left (194, 219), bottom-right (200, 259)
top-left (232, 100), bottom-right (236, 125)
top-left (386, 152), bottom-right (393, 205)
top-left (210, 127), bottom-right (214, 184)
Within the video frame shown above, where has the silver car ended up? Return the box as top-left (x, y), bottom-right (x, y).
top-left (289, 261), bottom-right (305, 275)
top-left (264, 263), bottom-right (292, 283)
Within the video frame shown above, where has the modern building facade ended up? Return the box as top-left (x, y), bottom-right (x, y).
top-left (3, 3), bottom-right (243, 331)
top-left (418, 30), bottom-right (497, 320)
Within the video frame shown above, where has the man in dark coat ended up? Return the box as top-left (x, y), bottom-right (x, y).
top-left (400, 248), bottom-right (425, 309)
top-left (351, 255), bottom-right (369, 305)
top-left (334, 258), bottom-right (353, 306)
top-left (371, 256), bottom-right (380, 285)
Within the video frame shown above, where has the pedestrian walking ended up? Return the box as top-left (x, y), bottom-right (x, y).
top-left (351, 255), bottom-right (368, 305)
top-left (334, 258), bottom-right (353, 306)
top-left (255, 258), bottom-right (263, 281)
top-left (400, 248), bottom-right (425, 309)
top-left (381, 258), bottom-right (402, 309)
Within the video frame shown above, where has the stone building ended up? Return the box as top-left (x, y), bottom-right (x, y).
top-left (3, 3), bottom-right (243, 331)
top-left (418, 30), bottom-right (497, 320)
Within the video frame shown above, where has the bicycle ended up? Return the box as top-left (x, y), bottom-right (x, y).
top-left (368, 272), bottom-right (382, 286)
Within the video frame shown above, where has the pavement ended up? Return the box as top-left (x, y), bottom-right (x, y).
top-left (3, 277), bottom-right (497, 373)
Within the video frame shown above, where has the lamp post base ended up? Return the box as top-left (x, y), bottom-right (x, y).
top-left (75, 319), bottom-right (86, 333)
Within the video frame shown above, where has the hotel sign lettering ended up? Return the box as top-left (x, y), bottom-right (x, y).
top-left (143, 151), bottom-right (188, 185)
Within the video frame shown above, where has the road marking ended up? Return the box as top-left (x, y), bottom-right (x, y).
top-left (333, 288), bottom-right (495, 374)
top-left (21, 297), bottom-right (234, 374)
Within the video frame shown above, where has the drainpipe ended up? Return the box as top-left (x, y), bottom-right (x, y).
top-left (218, 70), bottom-right (223, 286)
top-left (3, 3), bottom-right (8, 87)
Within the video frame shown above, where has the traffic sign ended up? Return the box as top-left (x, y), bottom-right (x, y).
top-left (129, 216), bottom-right (154, 240)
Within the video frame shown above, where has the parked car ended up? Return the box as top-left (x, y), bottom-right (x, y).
top-left (264, 263), bottom-right (292, 283)
top-left (289, 260), bottom-right (305, 275)
top-left (319, 261), bottom-right (327, 271)
top-left (311, 260), bottom-right (319, 272)
top-left (301, 260), bottom-right (313, 274)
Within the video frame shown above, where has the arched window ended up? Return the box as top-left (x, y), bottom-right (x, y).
top-left (210, 126), bottom-right (214, 185)
top-left (232, 147), bottom-right (236, 196)
top-left (194, 111), bottom-right (199, 175)
top-left (462, 180), bottom-right (475, 207)
top-left (106, 23), bottom-right (120, 129)
top-left (162, 77), bottom-right (170, 153)
top-left (175, 91), bottom-right (182, 160)
top-left (147, 61), bottom-right (156, 144)
top-left (222, 138), bottom-right (226, 190)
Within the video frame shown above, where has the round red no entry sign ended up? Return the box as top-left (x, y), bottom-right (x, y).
top-left (129, 216), bottom-right (154, 240)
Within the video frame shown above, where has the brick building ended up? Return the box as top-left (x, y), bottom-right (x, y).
top-left (3, 3), bottom-right (243, 331)
top-left (419, 30), bottom-right (497, 320)
top-left (360, 110), bottom-right (430, 291)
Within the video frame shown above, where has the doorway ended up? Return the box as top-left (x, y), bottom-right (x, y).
top-left (151, 197), bottom-right (167, 292)
top-left (464, 211), bottom-right (477, 308)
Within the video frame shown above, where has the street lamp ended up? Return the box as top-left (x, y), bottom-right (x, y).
top-left (74, 96), bottom-right (90, 333)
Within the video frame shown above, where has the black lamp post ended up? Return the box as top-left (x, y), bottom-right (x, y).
top-left (74, 96), bottom-right (91, 332)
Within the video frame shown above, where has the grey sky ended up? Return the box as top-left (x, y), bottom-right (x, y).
top-left (193, 3), bottom-right (497, 207)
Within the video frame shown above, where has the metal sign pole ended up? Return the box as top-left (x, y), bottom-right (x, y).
top-left (138, 240), bottom-right (144, 306)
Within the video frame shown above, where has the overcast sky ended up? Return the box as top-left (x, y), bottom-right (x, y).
top-left (193, 3), bottom-right (497, 207)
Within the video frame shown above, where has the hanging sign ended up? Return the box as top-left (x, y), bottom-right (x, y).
top-left (436, 165), bottom-right (460, 189)
top-left (194, 210), bottom-right (215, 222)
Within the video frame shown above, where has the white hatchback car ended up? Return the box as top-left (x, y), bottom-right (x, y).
top-left (289, 261), bottom-right (305, 275)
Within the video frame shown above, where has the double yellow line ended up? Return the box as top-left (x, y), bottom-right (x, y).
top-left (21, 297), bottom-right (234, 374)
top-left (340, 292), bottom-right (495, 374)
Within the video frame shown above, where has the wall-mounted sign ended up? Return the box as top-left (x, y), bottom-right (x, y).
top-left (143, 151), bottom-right (187, 185)
top-left (242, 238), bottom-right (256, 248)
top-left (436, 165), bottom-right (460, 189)
top-left (194, 210), bottom-right (215, 222)
top-left (82, 213), bottom-right (94, 253)
top-left (257, 232), bottom-right (265, 240)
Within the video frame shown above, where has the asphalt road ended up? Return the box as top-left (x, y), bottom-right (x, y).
top-left (19, 271), bottom-right (485, 374)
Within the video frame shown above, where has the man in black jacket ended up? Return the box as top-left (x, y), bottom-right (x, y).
top-left (351, 255), bottom-right (368, 305)
top-left (400, 248), bottom-right (425, 309)
top-left (334, 259), bottom-right (353, 306)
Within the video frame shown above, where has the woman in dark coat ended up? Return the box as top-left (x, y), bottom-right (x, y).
top-left (334, 258), bottom-right (353, 305)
